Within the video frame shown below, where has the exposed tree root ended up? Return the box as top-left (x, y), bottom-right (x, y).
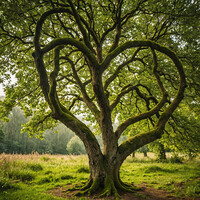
top-left (98, 177), bottom-right (121, 199)
top-left (119, 179), bottom-right (142, 191)
top-left (67, 182), bottom-right (86, 191)
top-left (80, 179), bottom-right (93, 191)
top-left (75, 178), bottom-right (100, 196)
top-left (69, 176), bottom-right (141, 199)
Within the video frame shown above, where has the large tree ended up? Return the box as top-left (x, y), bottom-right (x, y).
top-left (1, 0), bottom-right (199, 197)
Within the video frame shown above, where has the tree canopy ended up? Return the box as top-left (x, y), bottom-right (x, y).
top-left (0, 0), bottom-right (199, 197)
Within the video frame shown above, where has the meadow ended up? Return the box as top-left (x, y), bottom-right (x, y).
top-left (0, 153), bottom-right (199, 200)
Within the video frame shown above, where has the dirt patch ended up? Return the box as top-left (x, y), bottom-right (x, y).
top-left (46, 183), bottom-right (198, 200)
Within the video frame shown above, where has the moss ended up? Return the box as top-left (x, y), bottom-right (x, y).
top-left (88, 178), bottom-right (100, 195)
top-left (98, 177), bottom-right (120, 199)
top-left (118, 129), bottom-right (162, 158)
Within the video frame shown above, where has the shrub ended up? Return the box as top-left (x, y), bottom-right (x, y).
top-left (66, 136), bottom-right (86, 155)
top-left (38, 175), bottom-right (60, 184)
top-left (40, 156), bottom-right (50, 162)
top-left (45, 170), bottom-right (52, 175)
top-left (186, 179), bottom-right (200, 197)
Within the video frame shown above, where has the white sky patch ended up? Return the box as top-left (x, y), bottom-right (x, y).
top-left (0, 74), bottom-right (17, 97)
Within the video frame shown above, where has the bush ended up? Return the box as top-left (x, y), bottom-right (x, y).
top-left (66, 136), bottom-right (86, 155)
top-left (45, 170), bottom-right (52, 175)
top-left (38, 176), bottom-right (52, 184)
top-left (40, 156), bottom-right (50, 162)
top-left (186, 179), bottom-right (200, 197)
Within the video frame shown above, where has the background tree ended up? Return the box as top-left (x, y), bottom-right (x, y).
top-left (67, 135), bottom-right (86, 155)
top-left (0, 0), bottom-right (199, 198)
top-left (148, 141), bottom-right (166, 160)
top-left (0, 122), bottom-right (4, 152)
top-left (0, 107), bottom-right (75, 154)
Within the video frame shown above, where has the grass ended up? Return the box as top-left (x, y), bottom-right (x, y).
top-left (0, 153), bottom-right (199, 199)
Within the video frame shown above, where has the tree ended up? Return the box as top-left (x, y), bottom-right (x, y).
top-left (1, 0), bottom-right (199, 198)
top-left (137, 145), bottom-right (149, 157)
top-left (161, 105), bottom-right (200, 158)
top-left (67, 135), bottom-right (86, 155)
top-left (2, 107), bottom-right (28, 153)
top-left (0, 106), bottom-right (75, 154)
top-left (149, 141), bottom-right (166, 160)
top-left (0, 122), bottom-right (4, 152)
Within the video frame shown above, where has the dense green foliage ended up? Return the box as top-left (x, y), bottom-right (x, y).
top-left (0, 0), bottom-right (199, 155)
top-left (0, 0), bottom-right (199, 197)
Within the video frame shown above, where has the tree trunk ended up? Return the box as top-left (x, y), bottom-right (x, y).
top-left (78, 149), bottom-right (137, 199)
top-left (157, 143), bottom-right (166, 160)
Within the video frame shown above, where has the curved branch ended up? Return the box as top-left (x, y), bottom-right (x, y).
top-left (116, 42), bottom-right (187, 160)
top-left (101, 40), bottom-right (186, 83)
top-left (115, 92), bottom-right (168, 138)
top-left (62, 56), bottom-right (100, 122)
top-left (111, 82), bottom-right (160, 112)
top-left (67, 0), bottom-right (95, 53)
top-left (41, 38), bottom-right (98, 68)
top-left (108, 0), bottom-right (123, 53)
top-left (68, 96), bottom-right (83, 111)
top-left (49, 46), bottom-right (64, 114)
top-left (110, 84), bottom-right (137, 110)
top-left (33, 6), bottom-right (103, 165)
top-left (104, 47), bottom-right (141, 90)
top-left (34, 8), bottom-right (72, 52)
top-left (118, 127), bottom-right (162, 161)
top-left (151, 48), bottom-right (167, 96)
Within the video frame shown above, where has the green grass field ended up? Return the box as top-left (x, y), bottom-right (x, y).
top-left (0, 153), bottom-right (199, 200)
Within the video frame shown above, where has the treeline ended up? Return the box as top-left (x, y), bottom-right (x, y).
top-left (0, 107), bottom-right (87, 155)
top-left (0, 107), bottom-right (199, 159)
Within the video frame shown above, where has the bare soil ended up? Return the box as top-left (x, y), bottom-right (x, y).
top-left (47, 183), bottom-right (199, 200)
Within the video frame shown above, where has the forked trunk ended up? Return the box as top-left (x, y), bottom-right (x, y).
top-left (80, 149), bottom-right (134, 199)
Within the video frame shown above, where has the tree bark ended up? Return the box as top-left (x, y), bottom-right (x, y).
top-left (79, 150), bottom-right (133, 198)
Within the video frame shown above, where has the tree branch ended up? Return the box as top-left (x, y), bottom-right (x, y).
top-left (41, 38), bottom-right (98, 68)
top-left (104, 47), bottom-right (141, 90)
top-left (62, 56), bottom-right (100, 122)
top-left (115, 92), bottom-right (168, 138)
top-left (108, 0), bottom-right (123, 53)
top-left (67, 0), bottom-right (95, 53)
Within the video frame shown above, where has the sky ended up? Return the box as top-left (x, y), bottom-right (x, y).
top-left (0, 75), bottom-right (16, 97)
